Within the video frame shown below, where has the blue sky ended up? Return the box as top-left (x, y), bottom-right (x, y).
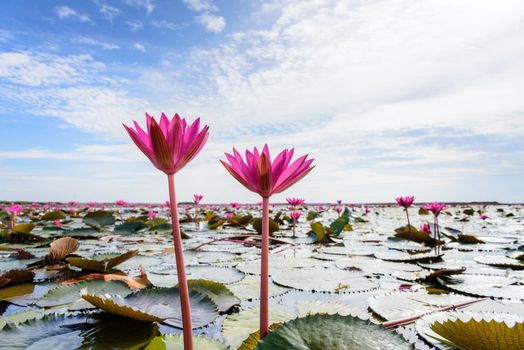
top-left (1, 0), bottom-right (523, 203)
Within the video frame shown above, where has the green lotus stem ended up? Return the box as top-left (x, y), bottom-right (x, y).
top-left (260, 196), bottom-right (270, 339)
top-left (383, 298), bottom-right (487, 328)
top-left (167, 174), bottom-right (193, 350)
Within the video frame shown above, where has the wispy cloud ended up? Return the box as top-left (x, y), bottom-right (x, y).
top-left (132, 42), bottom-right (146, 52)
top-left (77, 36), bottom-right (120, 50)
top-left (97, 2), bottom-right (121, 22)
top-left (125, 20), bottom-right (143, 31)
top-left (197, 13), bottom-right (225, 33)
top-left (151, 20), bottom-right (185, 31)
top-left (55, 6), bottom-right (94, 24)
top-left (183, 0), bottom-right (218, 12)
top-left (0, 28), bottom-right (13, 43)
top-left (122, 0), bottom-right (154, 15)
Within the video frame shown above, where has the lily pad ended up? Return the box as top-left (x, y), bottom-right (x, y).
top-left (0, 269), bottom-right (35, 288)
top-left (0, 312), bottom-right (158, 349)
top-left (144, 334), bottom-right (227, 350)
top-left (227, 275), bottom-right (289, 301)
top-left (67, 250), bottom-right (139, 272)
top-left (474, 256), bottom-right (524, 270)
top-left (416, 311), bottom-right (524, 350)
top-left (271, 268), bottom-right (378, 293)
top-left (41, 211), bottom-right (66, 221)
top-left (184, 279), bottom-right (240, 313)
top-left (255, 314), bottom-right (410, 349)
top-left (46, 237), bottom-right (80, 264)
top-left (83, 210), bottom-right (115, 229)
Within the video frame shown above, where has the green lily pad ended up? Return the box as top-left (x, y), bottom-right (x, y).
top-left (223, 307), bottom-right (293, 349)
top-left (227, 275), bottom-right (289, 301)
top-left (271, 268), bottom-right (378, 293)
top-left (41, 211), bottom-right (66, 221)
top-left (83, 211), bottom-right (115, 230)
top-left (0, 312), bottom-right (158, 349)
top-left (255, 314), bottom-right (410, 349)
top-left (144, 334), bottom-right (227, 350)
top-left (83, 287), bottom-right (219, 328)
top-left (67, 250), bottom-right (139, 272)
top-left (114, 221), bottom-right (149, 234)
top-left (416, 311), bottom-right (524, 350)
top-left (394, 225), bottom-right (441, 245)
top-left (37, 279), bottom-right (132, 308)
top-left (184, 279), bottom-right (240, 313)
top-left (252, 218), bottom-right (280, 235)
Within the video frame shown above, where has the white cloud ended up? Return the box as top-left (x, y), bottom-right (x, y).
top-left (184, 0), bottom-right (218, 12)
top-left (55, 6), bottom-right (93, 24)
top-left (197, 13), bottom-right (226, 33)
top-left (126, 20), bottom-right (143, 31)
top-left (151, 20), bottom-right (185, 31)
top-left (98, 3), bottom-right (121, 22)
top-left (77, 36), bottom-right (120, 50)
top-left (132, 42), bottom-right (146, 52)
top-left (122, 0), bottom-right (154, 15)
top-left (0, 29), bottom-right (13, 43)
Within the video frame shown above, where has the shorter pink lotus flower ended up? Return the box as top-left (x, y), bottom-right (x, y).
top-left (335, 206), bottom-right (343, 215)
top-left (226, 213), bottom-right (234, 220)
top-left (116, 200), bottom-right (128, 206)
top-left (193, 194), bottom-right (204, 205)
top-left (336, 200), bottom-right (342, 205)
top-left (289, 211), bottom-right (301, 221)
top-left (7, 204), bottom-right (23, 215)
top-left (395, 196), bottom-right (414, 208)
top-left (87, 201), bottom-right (98, 207)
top-left (148, 211), bottom-right (157, 220)
top-left (286, 198), bottom-right (305, 207)
top-left (423, 202), bottom-right (446, 216)
top-left (315, 205), bottom-right (325, 211)
top-left (69, 209), bottom-right (76, 215)
top-left (480, 214), bottom-right (489, 220)
top-left (54, 220), bottom-right (63, 228)
top-left (419, 223), bottom-right (431, 234)
top-left (230, 202), bottom-right (241, 210)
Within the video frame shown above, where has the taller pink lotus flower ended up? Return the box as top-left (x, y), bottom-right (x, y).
top-left (396, 196), bottom-right (415, 236)
top-left (221, 145), bottom-right (314, 339)
top-left (395, 196), bottom-right (414, 209)
top-left (423, 202), bottom-right (446, 241)
top-left (193, 194), bottom-right (203, 205)
top-left (124, 113), bottom-right (209, 350)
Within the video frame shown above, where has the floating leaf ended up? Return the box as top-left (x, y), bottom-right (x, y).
top-left (67, 250), bottom-right (139, 272)
top-left (37, 279), bottom-right (131, 308)
top-left (0, 312), bottom-right (158, 349)
top-left (255, 314), bottom-right (410, 349)
top-left (83, 287), bottom-right (219, 328)
top-left (227, 275), bottom-right (289, 300)
top-left (252, 218), bottom-right (280, 235)
top-left (394, 225), bottom-right (441, 245)
top-left (144, 334), bottom-right (227, 350)
top-left (41, 211), bottom-right (66, 221)
top-left (0, 269), bottom-right (35, 288)
top-left (457, 234), bottom-right (485, 244)
top-left (114, 221), bottom-right (149, 234)
top-left (0, 283), bottom-right (35, 301)
top-left (223, 307), bottom-right (293, 349)
top-left (184, 279), bottom-right (240, 313)
top-left (83, 210), bottom-right (115, 229)
top-left (474, 256), bottom-right (524, 270)
top-left (416, 311), bottom-right (524, 350)
top-left (12, 223), bottom-right (35, 234)
top-left (46, 237), bottom-right (80, 264)
top-left (271, 268), bottom-right (378, 293)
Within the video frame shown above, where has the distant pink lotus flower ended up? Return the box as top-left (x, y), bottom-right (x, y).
top-left (316, 205), bottom-right (325, 211)
top-left (396, 196), bottom-right (415, 235)
top-left (43, 204), bottom-right (50, 210)
top-left (116, 200), bottom-right (128, 206)
top-left (7, 204), bottom-right (23, 215)
top-left (423, 202), bottom-right (446, 216)
top-left (423, 202), bottom-right (446, 241)
top-left (286, 197), bottom-right (305, 207)
top-left (68, 201), bottom-right (77, 206)
top-left (87, 201), bottom-right (97, 207)
top-left (147, 211), bottom-right (157, 220)
top-left (193, 194), bottom-right (203, 205)
top-left (419, 223), bottom-right (431, 234)
top-left (364, 206), bottom-right (370, 215)
top-left (221, 145), bottom-right (314, 339)
top-left (146, 204), bottom-right (153, 209)
top-left (124, 113), bottom-right (209, 350)
top-left (395, 196), bottom-right (414, 209)
top-left (335, 206), bottom-right (343, 216)
top-left (336, 200), bottom-right (342, 205)
top-left (226, 213), bottom-right (234, 220)
top-left (230, 202), bottom-right (241, 210)
top-left (290, 211), bottom-right (301, 221)
top-left (54, 220), bottom-right (63, 228)
top-left (480, 214), bottom-right (489, 220)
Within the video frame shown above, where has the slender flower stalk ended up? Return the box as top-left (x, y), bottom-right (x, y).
top-left (124, 113), bottom-right (209, 350)
top-left (221, 145), bottom-right (314, 339)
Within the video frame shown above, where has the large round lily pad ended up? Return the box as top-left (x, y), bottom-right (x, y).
top-left (271, 268), bottom-right (378, 293)
top-left (0, 312), bottom-right (158, 349)
top-left (255, 314), bottom-right (410, 349)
